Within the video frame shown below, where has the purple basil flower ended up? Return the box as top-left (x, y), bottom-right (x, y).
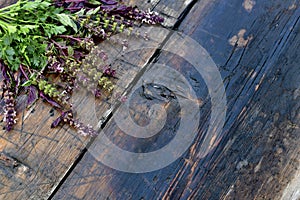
top-left (103, 67), bottom-right (116, 77)
top-left (49, 62), bottom-right (64, 73)
top-left (2, 85), bottom-right (17, 131)
top-left (51, 110), bottom-right (98, 136)
top-left (54, 0), bottom-right (87, 12)
top-left (94, 89), bottom-right (102, 98)
top-left (99, 51), bottom-right (108, 61)
top-left (103, 5), bottom-right (164, 24)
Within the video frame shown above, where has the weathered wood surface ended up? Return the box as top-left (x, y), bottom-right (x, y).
top-left (0, 0), bottom-right (193, 199)
top-left (51, 0), bottom-right (300, 200)
top-left (0, 0), bottom-right (299, 200)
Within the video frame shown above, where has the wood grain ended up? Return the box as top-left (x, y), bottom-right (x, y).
top-left (52, 0), bottom-right (300, 200)
top-left (0, 0), bottom-right (184, 199)
top-left (1, 0), bottom-right (299, 199)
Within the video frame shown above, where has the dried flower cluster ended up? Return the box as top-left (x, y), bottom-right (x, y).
top-left (0, 0), bottom-right (163, 135)
top-left (2, 81), bottom-right (17, 131)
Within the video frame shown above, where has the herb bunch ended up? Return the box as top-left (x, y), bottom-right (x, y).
top-left (0, 0), bottom-right (163, 135)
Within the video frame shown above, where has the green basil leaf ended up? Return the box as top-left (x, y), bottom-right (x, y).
top-left (87, 6), bottom-right (100, 16)
top-left (5, 47), bottom-right (15, 56)
top-left (56, 13), bottom-right (78, 32)
top-left (68, 46), bottom-right (74, 56)
top-left (22, 80), bottom-right (32, 87)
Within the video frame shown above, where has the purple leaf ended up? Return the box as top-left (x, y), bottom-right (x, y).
top-left (51, 116), bottom-right (63, 128)
top-left (51, 111), bottom-right (69, 128)
top-left (73, 50), bottom-right (84, 60)
top-left (100, 0), bottom-right (118, 5)
top-left (27, 86), bottom-right (38, 106)
top-left (40, 92), bottom-right (62, 108)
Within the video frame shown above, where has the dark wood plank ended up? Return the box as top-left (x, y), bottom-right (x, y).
top-left (176, 1), bottom-right (300, 199)
top-left (52, 0), bottom-right (300, 199)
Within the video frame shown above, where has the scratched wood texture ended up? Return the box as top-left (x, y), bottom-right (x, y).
top-left (51, 0), bottom-right (300, 200)
top-left (0, 0), bottom-right (193, 199)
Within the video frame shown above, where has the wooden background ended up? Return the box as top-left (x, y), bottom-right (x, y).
top-left (0, 0), bottom-right (299, 199)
